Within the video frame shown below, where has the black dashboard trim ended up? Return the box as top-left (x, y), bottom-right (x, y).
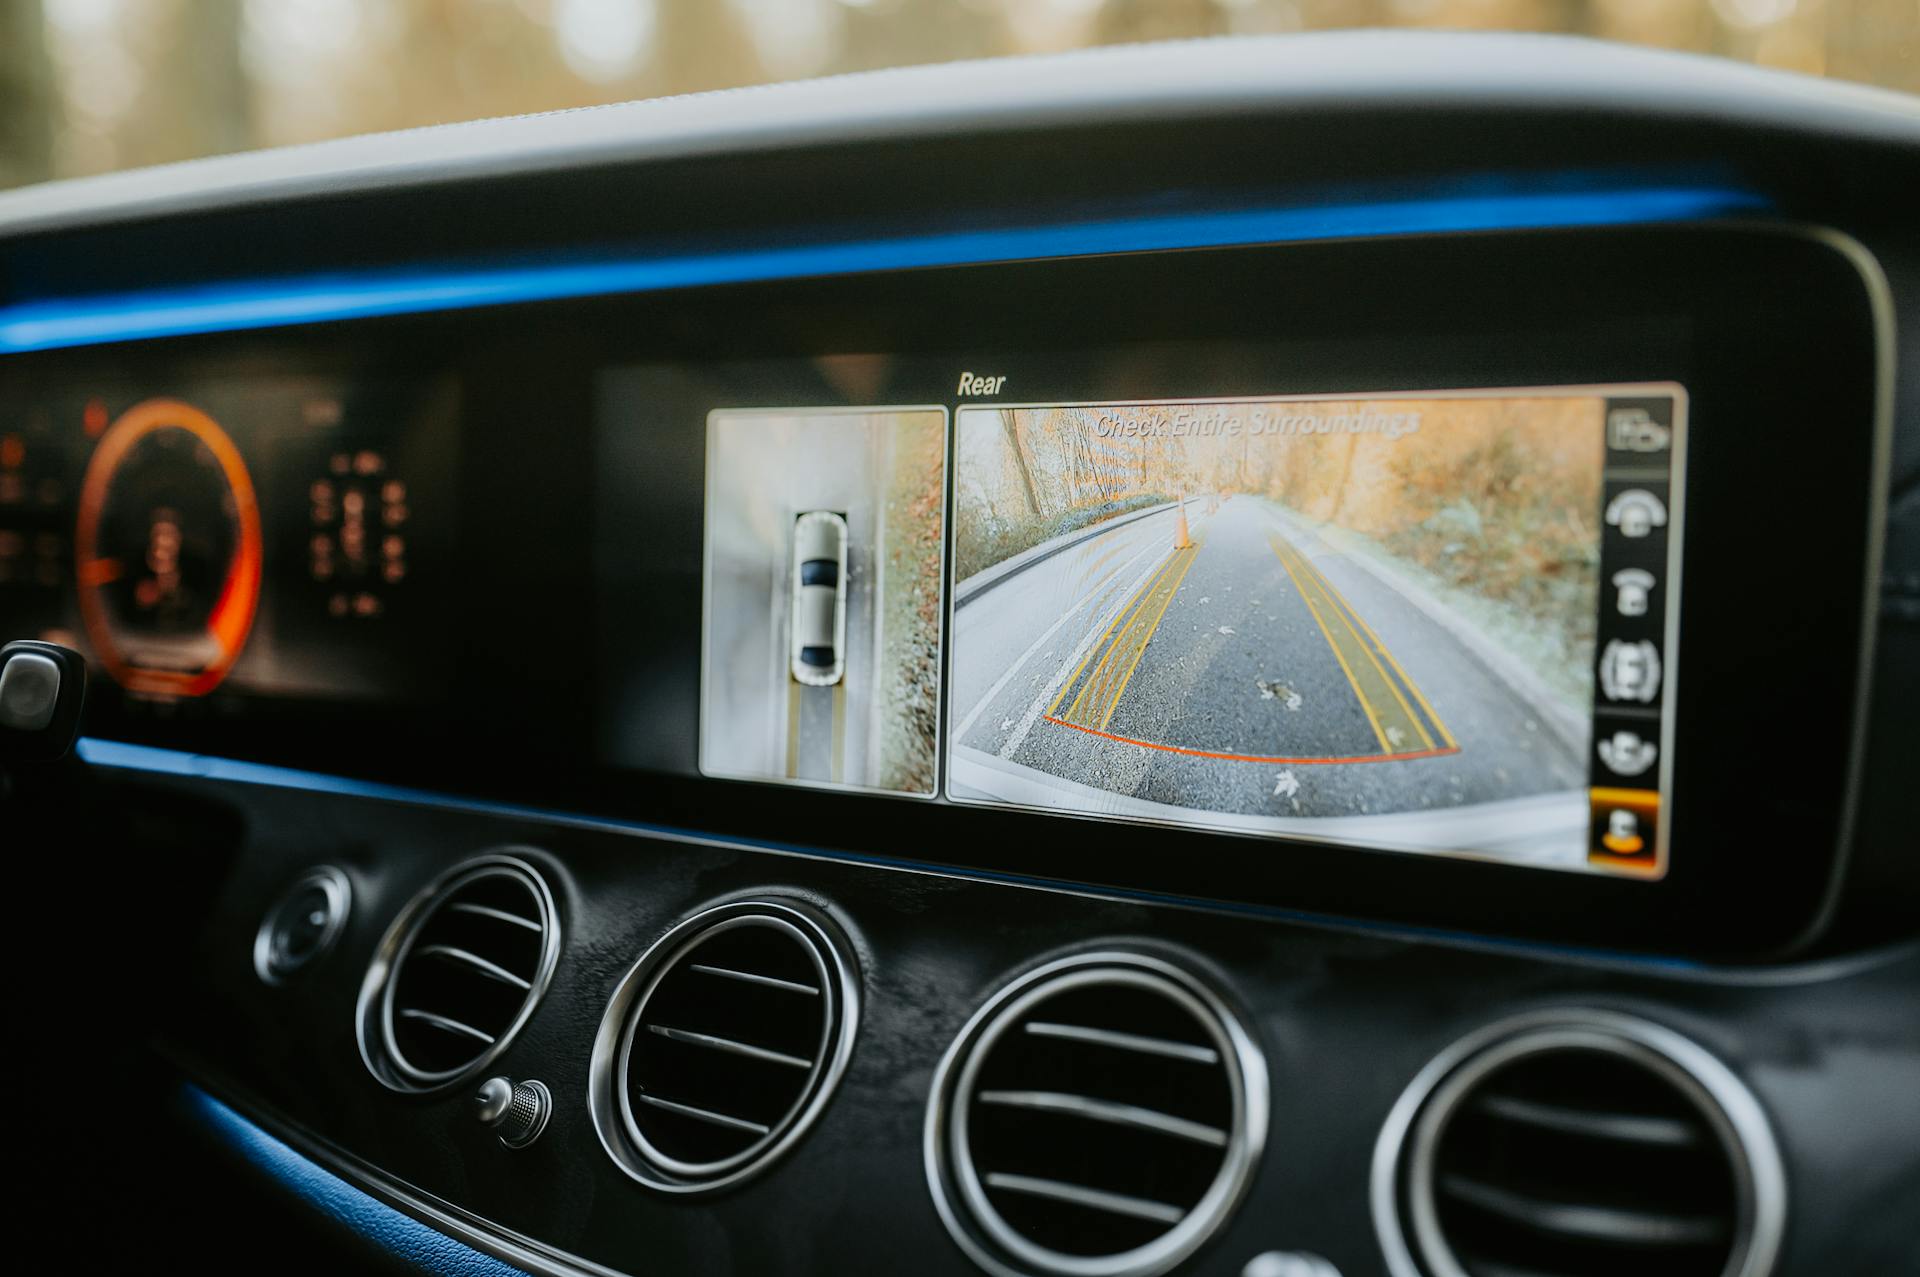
top-left (160, 864), bottom-right (1920, 1277)
top-left (81, 736), bottom-right (1706, 974)
top-left (1810, 226), bottom-right (1898, 962)
top-left (87, 739), bottom-right (1920, 990)
top-left (0, 174), bottom-right (1766, 355)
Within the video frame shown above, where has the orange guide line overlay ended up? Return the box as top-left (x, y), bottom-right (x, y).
top-left (1041, 714), bottom-right (1462, 766)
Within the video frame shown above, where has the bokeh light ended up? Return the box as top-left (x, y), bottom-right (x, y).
top-left (4, 0), bottom-right (1915, 191)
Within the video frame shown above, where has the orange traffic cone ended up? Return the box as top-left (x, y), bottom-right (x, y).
top-left (1174, 494), bottom-right (1193, 550)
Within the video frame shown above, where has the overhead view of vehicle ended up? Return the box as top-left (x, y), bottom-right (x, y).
top-left (2, 4), bottom-right (1917, 1276)
top-left (696, 406), bottom-right (945, 794)
top-left (790, 510), bottom-right (848, 686)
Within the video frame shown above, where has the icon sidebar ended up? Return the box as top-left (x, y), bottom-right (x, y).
top-left (1589, 396), bottom-right (1677, 875)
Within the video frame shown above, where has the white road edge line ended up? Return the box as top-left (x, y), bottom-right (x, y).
top-left (999, 512), bottom-right (1209, 759)
top-left (951, 515), bottom-right (1166, 741)
top-left (1268, 502), bottom-right (1586, 758)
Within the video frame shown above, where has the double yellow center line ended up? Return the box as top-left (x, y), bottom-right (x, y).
top-left (785, 681), bottom-right (846, 782)
top-left (1039, 518), bottom-right (1453, 765)
top-left (1050, 544), bottom-right (1200, 732)
top-left (1268, 531), bottom-right (1455, 758)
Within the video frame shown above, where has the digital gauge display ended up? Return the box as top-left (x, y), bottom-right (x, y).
top-left (74, 398), bottom-right (264, 698)
top-left (1, 374), bottom-right (457, 715)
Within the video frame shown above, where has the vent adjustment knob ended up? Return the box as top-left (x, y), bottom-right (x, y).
top-left (475, 1076), bottom-right (551, 1149)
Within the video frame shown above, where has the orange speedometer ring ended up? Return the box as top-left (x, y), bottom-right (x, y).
top-left (74, 398), bottom-right (264, 698)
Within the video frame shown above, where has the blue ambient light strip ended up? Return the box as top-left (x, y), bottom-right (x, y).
top-left (183, 1085), bottom-right (528, 1276)
top-left (0, 183), bottom-right (1766, 354)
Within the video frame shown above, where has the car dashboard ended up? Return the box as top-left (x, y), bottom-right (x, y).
top-left (2, 32), bottom-right (1918, 1277)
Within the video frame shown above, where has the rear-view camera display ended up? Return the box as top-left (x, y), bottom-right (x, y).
top-left (946, 388), bottom-right (1683, 876)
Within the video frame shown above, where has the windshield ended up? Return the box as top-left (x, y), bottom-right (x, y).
top-left (2, 0), bottom-right (1916, 192)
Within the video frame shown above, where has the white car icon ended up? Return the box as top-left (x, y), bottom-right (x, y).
top-left (790, 511), bottom-right (848, 686)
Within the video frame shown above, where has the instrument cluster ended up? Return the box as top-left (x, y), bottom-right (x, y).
top-left (0, 375), bottom-right (456, 711)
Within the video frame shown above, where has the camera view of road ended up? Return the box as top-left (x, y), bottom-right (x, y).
top-left (948, 398), bottom-right (1605, 863)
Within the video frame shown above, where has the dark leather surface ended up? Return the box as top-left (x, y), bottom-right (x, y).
top-left (143, 772), bottom-right (1920, 1277)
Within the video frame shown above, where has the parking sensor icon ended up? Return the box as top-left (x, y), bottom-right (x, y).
top-left (1602, 808), bottom-right (1647, 855)
top-left (1611, 568), bottom-right (1655, 617)
top-left (1600, 640), bottom-right (1662, 704)
top-left (1607, 407), bottom-right (1672, 453)
top-left (1597, 730), bottom-right (1658, 777)
top-left (1605, 489), bottom-right (1668, 539)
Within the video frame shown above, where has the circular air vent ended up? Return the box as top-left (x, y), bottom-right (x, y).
top-left (357, 853), bottom-right (560, 1093)
top-left (1373, 1010), bottom-right (1786, 1277)
top-left (589, 899), bottom-right (860, 1194)
top-left (926, 952), bottom-right (1267, 1277)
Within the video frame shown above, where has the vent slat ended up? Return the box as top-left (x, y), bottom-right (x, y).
top-left (415, 944), bottom-right (533, 990)
top-left (1474, 1092), bottom-right (1700, 1148)
top-left (978, 1089), bottom-right (1229, 1147)
top-left (445, 901), bottom-right (542, 932)
top-left (635, 1092), bottom-right (773, 1135)
top-left (646, 1023), bottom-right (814, 1069)
top-left (607, 906), bottom-right (853, 1190)
top-left (934, 959), bottom-right (1261, 1274)
top-left (368, 858), bottom-right (557, 1091)
top-left (1439, 1173), bottom-right (1729, 1247)
top-left (689, 963), bottom-right (820, 995)
top-left (1023, 1021), bottom-right (1220, 1065)
top-left (398, 1008), bottom-right (498, 1045)
top-left (983, 1173), bottom-right (1185, 1226)
top-left (1404, 1026), bottom-right (1765, 1277)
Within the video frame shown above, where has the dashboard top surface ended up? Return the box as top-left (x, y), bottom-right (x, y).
top-left (1, 32), bottom-right (1918, 244)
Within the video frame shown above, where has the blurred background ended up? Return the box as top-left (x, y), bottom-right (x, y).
top-left (2, 0), bottom-right (1916, 193)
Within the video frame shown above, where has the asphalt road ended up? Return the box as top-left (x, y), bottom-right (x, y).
top-left (949, 495), bottom-right (1587, 858)
top-left (788, 681), bottom-right (846, 785)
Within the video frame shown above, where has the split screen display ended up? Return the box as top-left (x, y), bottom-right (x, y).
top-left (695, 387), bottom-right (1684, 878)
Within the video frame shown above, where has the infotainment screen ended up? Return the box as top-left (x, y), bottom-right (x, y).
top-left (644, 374), bottom-right (1686, 879)
top-left (945, 388), bottom-right (1683, 878)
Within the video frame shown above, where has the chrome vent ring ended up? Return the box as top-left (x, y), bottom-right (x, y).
top-left (926, 952), bottom-right (1268, 1277)
top-left (1372, 1009), bottom-right (1787, 1277)
top-left (589, 899), bottom-right (860, 1194)
top-left (357, 852), bottom-right (561, 1093)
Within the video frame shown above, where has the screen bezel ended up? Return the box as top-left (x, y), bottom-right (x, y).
top-left (5, 222), bottom-right (1886, 958)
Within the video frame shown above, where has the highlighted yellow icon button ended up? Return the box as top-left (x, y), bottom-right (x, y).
top-left (1589, 787), bottom-right (1661, 875)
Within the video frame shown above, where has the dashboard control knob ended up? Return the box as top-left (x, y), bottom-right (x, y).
top-left (473, 1076), bottom-right (550, 1149)
top-left (0, 640), bottom-right (87, 763)
top-left (253, 866), bottom-right (350, 985)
